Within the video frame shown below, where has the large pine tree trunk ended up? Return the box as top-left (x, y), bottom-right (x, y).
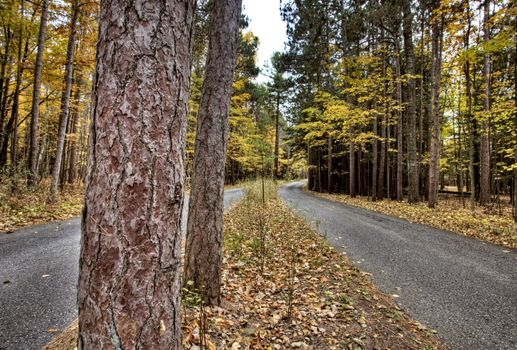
top-left (428, 9), bottom-right (443, 208)
top-left (27, 0), bottom-right (49, 185)
top-left (184, 0), bottom-right (242, 306)
top-left (49, 0), bottom-right (79, 202)
top-left (77, 0), bottom-right (196, 348)
top-left (403, 0), bottom-right (419, 203)
top-left (479, 0), bottom-right (491, 205)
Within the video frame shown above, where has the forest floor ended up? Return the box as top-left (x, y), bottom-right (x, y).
top-left (0, 179), bottom-right (84, 234)
top-left (43, 181), bottom-right (445, 350)
top-left (309, 190), bottom-right (516, 249)
top-left (180, 182), bottom-right (445, 350)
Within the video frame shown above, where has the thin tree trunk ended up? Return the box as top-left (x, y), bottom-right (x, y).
top-left (428, 10), bottom-right (443, 208)
top-left (372, 107), bottom-right (378, 201)
top-left (379, 40), bottom-right (387, 199)
top-left (274, 90), bottom-right (280, 179)
top-left (77, 0), bottom-right (196, 348)
top-left (349, 126), bottom-right (356, 197)
top-left (67, 69), bottom-right (82, 183)
top-left (0, 23), bottom-right (12, 133)
top-left (513, 18), bottom-right (517, 222)
top-left (395, 40), bottom-right (403, 201)
top-left (27, 0), bottom-right (49, 185)
top-left (463, 4), bottom-right (476, 212)
top-left (479, 0), bottom-right (491, 205)
top-left (327, 135), bottom-right (332, 193)
top-left (457, 85), bottom-right (465, 207)
top-left (403, 0), bottom-right (419, 203)
top-left (184, 0), bottom-right (242, 306)
top-left (7, 0), bottom-right (24, 172)
top-left (317, 148), bottom-right (322, 192)
top-left (49, 0), bottom-right (79, 202)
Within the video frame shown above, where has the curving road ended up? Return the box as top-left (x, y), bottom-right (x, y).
top-left (0, 189), bottom-right (243, 350)
top-left (279, 181), bottom-right (517, 350)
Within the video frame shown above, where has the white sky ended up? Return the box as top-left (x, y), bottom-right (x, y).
top-left (242, 0), bottom-right (287, 82)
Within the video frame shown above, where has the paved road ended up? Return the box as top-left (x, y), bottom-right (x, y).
top-left (279, 182), bottom-right (517, 350)
top-left (0, 189), bottom-right (243, 350)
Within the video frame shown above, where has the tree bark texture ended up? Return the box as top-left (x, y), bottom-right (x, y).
top-left (428, 11), bottom-right (443, 208)
top-left (27, 0), bottom-right (49, 184)
top-left (49, 0), bottom-right (79, 202)
top-left (479, 0), bottom-right (491, 205)
top-left (184, 0), bottom-right (242, 306)
top-left (403, 0), bottom-right (419, 203)
top-left (77, 0), bottom-right (196, 348)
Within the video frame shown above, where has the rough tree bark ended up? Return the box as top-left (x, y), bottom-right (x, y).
top-left (184, 0), bottom-right (242, 306)
top-left (49, 0), bottom-right (79, 203)
top-left (479, 0), bottom-right (491, 205)
top-left (428, 8), bottom-right (443, 208)
top-left (27, 0), bottom-right (49, 185)
top-left (403, 0), bottom-right (419, 203)
top-left (77, 0), bottom-right (196, 348)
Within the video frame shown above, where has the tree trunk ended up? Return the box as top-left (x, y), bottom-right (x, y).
top-left (77, 0), bottom-right (196, 348)
top-left (349, 126), bottom-right (356, 197)
top-left (27, 0), bottom-right (49, 185)
top-left (184, 0), bottom-right (242, 306)
top-left (395, 40), bottom-right (403, 201)
top-left (403, 0), bottom-right (419, 203)
top-left (479, 0), bottom-right (491, 205)
top-left (372, 104), bottom-right (378, 201)
top-left (463, 5), bottom-right (476, 212)
top-left (327, 135), bottom-right (332, 193)
top-left (67, 69), bottom-right (82, 183)
top-left (378, 41), bottom-right (387, 199)
top-left (513, 18), bottom-right (517, 222)
top-left (317, 148), bottom-right (322, 192)
top-left (0, 23), bottom-right (12, 133)
top-left (274, 90), bottom-right (280, 179)
top-left (428, 9), bottom-right (443, 208)
top-left (49, 0), bottom-right (79, 202)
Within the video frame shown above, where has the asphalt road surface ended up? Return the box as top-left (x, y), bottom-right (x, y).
top-left (0, 189), bottom-right (243, 350)
top-left (279, 181), bottom-right (517, 350)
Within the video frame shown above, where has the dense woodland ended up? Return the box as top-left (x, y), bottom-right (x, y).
top-left (0, 0), bottom-right (516, 348)
top-left (280, 0), bottom-right (516, 217)
top-left (0, 0), bottom-right (303, 199)
top-left (1, 0), bottom-right (515, 217)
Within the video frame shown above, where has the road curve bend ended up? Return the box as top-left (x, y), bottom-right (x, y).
top-left (0, 189), bottom-right (243, 350)
top-left (279, 181), bottom-right (517, 350)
